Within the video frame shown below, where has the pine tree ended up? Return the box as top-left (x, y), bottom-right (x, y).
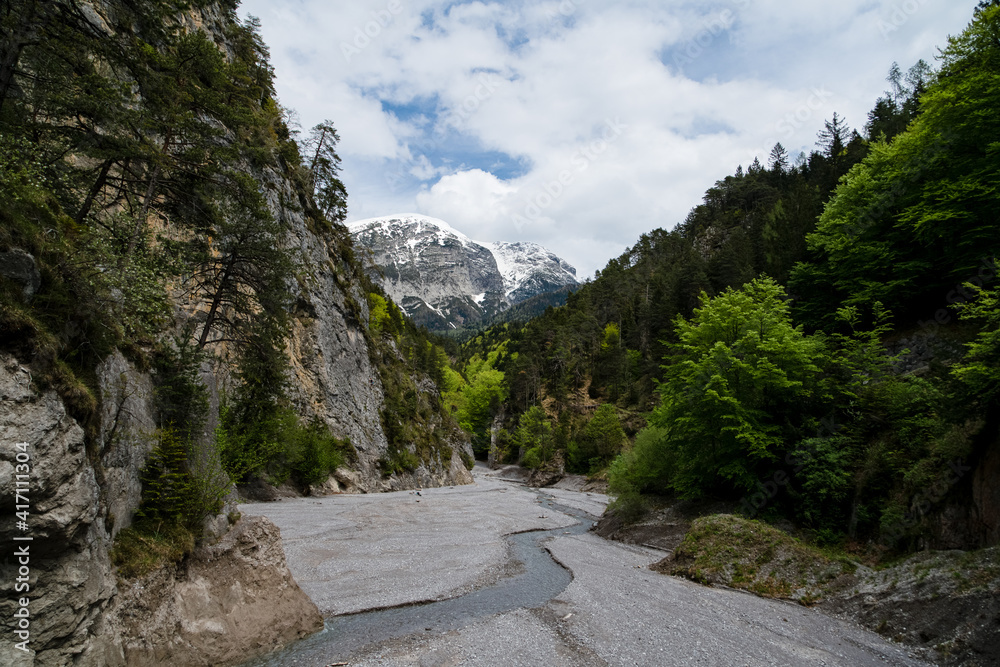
top-left (188, 171), bottom-right (293, 351)
top-left (302, 120), bottom-right (348, 223)
top-left (817, 112), bottom-right (850, 159)
top-left (768, 143), bottom-right (789, 173)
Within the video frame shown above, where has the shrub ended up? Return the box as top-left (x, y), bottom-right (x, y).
top-left (608, 425), bottom-right (673, 497)
top-left (569, 404), bottom-right (627, 473)
top-left (216, 403), bottom-right (351, 488)
top-left (515, 405), bottom-right (553, 465)
top-left (111, 521), bottom-right (195, 579)
top-left (522, 446), bottom-right (542, 470)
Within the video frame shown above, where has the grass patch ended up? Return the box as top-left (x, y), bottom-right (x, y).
top-left (657, 514), bottom-right (858, 604)
top-left (110, 521), bottom-right (195, 579)
top-left (954, 548), bottom-right (1000, 594)
top-left (459, 448), bottom-right (475, 470)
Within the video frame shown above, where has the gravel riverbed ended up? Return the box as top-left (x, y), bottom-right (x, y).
top-left (242, 467), bottom-right (929, 666)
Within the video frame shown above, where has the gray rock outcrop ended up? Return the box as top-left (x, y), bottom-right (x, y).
top-left (0, 353), bottom-right (325, 667)
top-left (100, 516), bottom-right (323, 666)
top-left (265, 177), bottom-right (473, 493)
top-left (0, 354), bottom-right (115, 667)
top-left (0, 248), bottom-right (41, 302)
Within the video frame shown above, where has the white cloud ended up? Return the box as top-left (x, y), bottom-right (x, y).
top-left (415, 168), bottom-right (518, 234)
top-left (239, 0), bottom-right (974, 276)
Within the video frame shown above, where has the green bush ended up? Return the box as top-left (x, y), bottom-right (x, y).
top-left (217, 403), bottom-right (351, 488)
top-left (515, 405), bottom-right (553, 465)
top-left (137, 428), bottom-right (225, 528)
top-left (378, 444), bottom-right (421, 476)
top-left (522, 446), bottom-right (542, 469)
top-left (153, 334), bottom-right (209, 441)
top-left (568, 404), bottom-right (627, 473)
top-left (953, 283), bottom-right (1000, 407)
top-left (216, 402), bottom-right (282, 483)
top-left (608, 425), bottom-right (673, 497)
top-left (284, 418), bottom-right (347, 487)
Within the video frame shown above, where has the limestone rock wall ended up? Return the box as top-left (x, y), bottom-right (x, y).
top-left (267, 171), bottom-right (473, 492)
top-left (0, 354), bottom-right (322, 667)
top-left (100, 516), bottom-right (323, 667)
top-left (95, 350), bottom-right (157, 539)
top-left (0, 354), bottom-right (115, 667)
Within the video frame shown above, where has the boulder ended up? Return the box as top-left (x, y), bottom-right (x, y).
top-left (0, 248), bottom-right (41, 302)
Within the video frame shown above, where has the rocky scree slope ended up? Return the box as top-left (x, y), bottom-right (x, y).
top-left (349, 214), bottom-right (578, 330)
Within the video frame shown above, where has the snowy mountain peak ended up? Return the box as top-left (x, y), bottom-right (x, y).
top-left (348, 214), bottom-right (579, 330)
top-left (348, 213), bottom-right (476, 250)
top-left (484, 241), bottom-right (578, 300)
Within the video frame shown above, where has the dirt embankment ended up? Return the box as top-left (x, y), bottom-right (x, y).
top-left (597, 506), bottom-right (1000, 666)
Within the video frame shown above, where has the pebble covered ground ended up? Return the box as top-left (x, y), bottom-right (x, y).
top-left (243, 467), bottom-right (930, 666)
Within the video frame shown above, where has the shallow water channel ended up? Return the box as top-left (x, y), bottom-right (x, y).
top-left (244, 492), bottom-right (596, 667)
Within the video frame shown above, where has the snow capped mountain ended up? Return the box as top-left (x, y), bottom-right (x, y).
top-left (348, 214), bottom-right (578, 330)
top-left (484, 241), bottom-right (579, 304)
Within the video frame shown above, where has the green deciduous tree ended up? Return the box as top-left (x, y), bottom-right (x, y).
top-left (648, 277), bottom-right (826, 496)
top-left (515, 405), bottom-right (553, 468)
top-left (569, 404), bottom-right (627, 473)
top-left (953, 282), bottom-right (1000, 407)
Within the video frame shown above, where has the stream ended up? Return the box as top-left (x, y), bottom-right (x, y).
top-left (244, 492), bottom-right (596, 667)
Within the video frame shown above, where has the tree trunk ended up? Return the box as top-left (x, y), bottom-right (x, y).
top-left (198, 255), bottom-right (235, 349)
top-left (124, 132), bottom-right (172, 261)
top-left (848, 489), bottom-right (861, 539)
top-left (0, 0), bottom-right (40, 113)
top-left (75, 159), bottom-right (114, 225)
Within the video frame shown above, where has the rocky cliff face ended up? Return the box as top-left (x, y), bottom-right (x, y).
top-left (100, 516), bottom-right (323, 667)
top-left (349, 214), bottom-right (578, 330)
top-left (0, 354), bottom-right (116, 666)
top-left (0, 352), bottom-right (323, 667)
top-left (0, 3), bottom-right (473, 666)
top-left (267, 178), bottom-right (473, 492)
top-left (0, 193), bottom-right (473, 667)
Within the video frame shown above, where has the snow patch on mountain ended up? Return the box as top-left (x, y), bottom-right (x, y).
top-left (484, 241), bottom-right (579, 300)
top-left (348, 213), bottom-right (578, 330)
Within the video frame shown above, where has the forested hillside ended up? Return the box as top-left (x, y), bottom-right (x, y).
top-left (449, 5), bottom-right (1000, 552)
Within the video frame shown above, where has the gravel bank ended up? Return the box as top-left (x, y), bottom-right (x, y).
top-left (240, 471), bottom-right (574, 615)
top-left (245, 468), bottom-right (929, 666)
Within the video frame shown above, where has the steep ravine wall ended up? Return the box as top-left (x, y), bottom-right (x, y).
top-left (0, 173), bottom-right (473, 665)
top-left (0, 354), bottom-right (116, 666)
top-left (0, 3), bottom-right (472, 663)
top-left (0, 352), bottom-right (324, 667)
top-left (267, 170), bottom-right (474, 492)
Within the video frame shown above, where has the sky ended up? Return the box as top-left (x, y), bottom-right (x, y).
top-left (237, 0), bottom-right (976, 279)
